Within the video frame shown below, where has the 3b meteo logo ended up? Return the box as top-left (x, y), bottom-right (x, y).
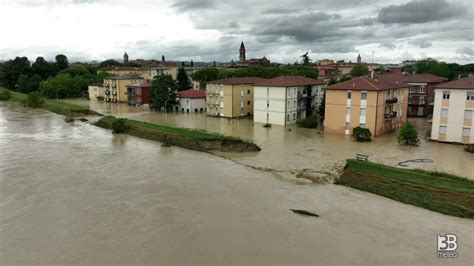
top-left (437, 234), bottom-right (458, 258)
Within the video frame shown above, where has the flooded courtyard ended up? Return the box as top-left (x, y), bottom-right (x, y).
top-left (1, 102), bottom-right (473, 265)
top-left (69, 99), bottom-right (474, 179)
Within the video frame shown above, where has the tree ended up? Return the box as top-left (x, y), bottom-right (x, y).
top-left (301, 52), bottom-right (311, 65)
top-left (32, 57), bottom-right (56, 78)
top-left (176, 67), bottom-right (192, 91)
top-left (352, 127), bottom-right (372, 142)
top-left (39, 73), bottom-right (89, 98)
top-left (351, 64), bottom-right (369, 77)
top-left (3, 57), bottom-right (30, 89)
top-left (318, 90), bottom-right (326, 120)
top-left (415, 59), bottom-right (450, 79)
top-left (397, 121), bottom-right (419, 145)
top-left (150, 73), bottom-right (178, 112)
top-left (99, 59), bottom-right (122, 68)
top-left (55, 54), bottom-right (69, 71)
top-left (17, 74), bottom-right (42, 93)
top-left (26, 91), bottom-right (45, 108)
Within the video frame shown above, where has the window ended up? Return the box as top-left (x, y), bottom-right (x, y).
top-left (361, 92), bottom-right (367, 100)
top-left (465, 110), bottom-right (473, 120)
top-left (441, 108), bottom-right (448, 118)
top-left (360, 108), bottom-right (367, 117)
top-left (293, 113), bottom-right (296, 120)
top-left (287, 88), bottom-right (290, 96)
top-left (247, 101), bottom-right (250, 105)
top-left (287, 101), bottom-right (290, 109)
top-left (467, 92), bottom-right (474, 101)
top-left (346, 107), bottom-right (351, 115)
top-left (267, 88), bottom-right (269, 96)
top-left (345, 122), bottom-right (350, 129)
top-left (347, 91), bottom-right (352, 99)
top-left (294, 88), bottom-right (297, 96)
top-left (186, 99), bottom-right (189, 105)
top-left (248, 90), bottom-right (251, 95)
top-left (439, 126), bottom-right (447, 135)
top-left (287, 114), bottom-right (290, 122)
top-left (359, 123), bottom-right (366, 128)
top-left (462, 128), bottom-right (471, 137)
top-left (267, 101), bottom-right (269, 108)
top-left (442, 91), bottom-right (450, 100)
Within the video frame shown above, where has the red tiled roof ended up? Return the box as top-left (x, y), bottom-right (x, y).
top-left (254, 76), bottom-right (325, 87)
top-left (434, 76), bottom-right (474, 90)
top-left (127, 79), bottom-right (152, 88)
top-left (179, 89), bottom-right (206, 98)
top-left (327, 74), bottom-right (407, 91)
top-left (208, 77), bottom-right (266, 85)
top-left (403, 73), bottom-right (447, 83)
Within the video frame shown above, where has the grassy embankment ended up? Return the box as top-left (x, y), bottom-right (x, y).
top-left (2, 88), bottom-right (98, 117)
top-left (95, 115), bottom-right (261, 152)
top-left (337, 159), bottom-right (474, 218)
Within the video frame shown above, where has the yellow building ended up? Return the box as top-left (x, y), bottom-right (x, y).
top-left (324, 74), bottom-right (408, 137)
top-left (206, 77), bottom-right (265, 118)
top-left (97, 66), bottom-right (152, 78)
top-left (103, 74), bottom-right (144, 103)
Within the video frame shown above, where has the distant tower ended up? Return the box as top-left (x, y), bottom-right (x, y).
top-left (357, 54), bottom-right (362, 64)
top-left (239, 41), bottom-right (246, 63)
top-left (162, 55), bottom-right (165, 62)
top-left (123, 52), bottom-right (129, 64)
top-left (191, 59), bottom-right (194, 67)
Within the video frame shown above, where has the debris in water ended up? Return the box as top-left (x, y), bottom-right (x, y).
top-left (79, 118), bottom-right (89, 122)
top-left (290, 209), bottom-right (319, 217)
top-left (398, 159), bottom-right (433, 167)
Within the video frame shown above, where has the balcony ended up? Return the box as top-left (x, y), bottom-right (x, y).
top-left (385, 97), bottom-right (398, 104)
top-left (384, 112), bottom-right (397, 119)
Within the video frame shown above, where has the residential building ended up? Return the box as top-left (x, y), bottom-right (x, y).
top-left (126, 79), bottom-right (152, 106)
top-left (98, 66), bottom-right (151, 78)
top-left (403, 74), bottom-right (447, 117)
top-left (431, 76), bottom-right (474, 144)
top-left (178, 89), bottom-right (206, 113)
top-left (88, 84), bottom-right (105, 101)
top-left (324, 74), bottom-right (408, 137)
top-left (253, 76), bottom-right (326, 125)
top-left (206, 77), bottom-right (265, 118)
top-left (103, 74), bottom-right (144, 103)
top-left (315, 56), bottom-right (378, 82)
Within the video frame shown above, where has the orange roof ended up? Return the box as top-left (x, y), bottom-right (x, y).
top-left (434, 76), bottom-right (474, 90)
top-left (208, 77), bottom-right (266, 85)
top-left (179, 89), bottom-right (206, 98)
top-left (403, 73), bottom-right (447, 83)
top-left (327, 74), bottom-right (407, 91)
top-left (254, 76), bottom-right (325, 87)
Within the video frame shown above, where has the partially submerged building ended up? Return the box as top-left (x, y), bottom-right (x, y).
top-left (103, 74), bottom-right (144, 103)
top-left (126, 79), bottom-right (152, 106)
top-left (178, 89), bottom-right (206, 113)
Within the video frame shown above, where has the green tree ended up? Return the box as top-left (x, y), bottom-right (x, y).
top-left (17, 74), bottom-right (43, 93)
top-left (39, 73), bottom-right (88, 98)
top-left (351, 64), bottom-right (369, 77)
top-left (301, 52), bottom-right (311, 65)
top-left (26, 91), bottom-right (45, 108)
top-left (176, 67), bottom-right (192, 91)
top-left (150, 73), bottom-right (178, 112)
top-left (415, 59), bottom-right (451, 79)
top-left (3, 57), bottom-right (30, 89)
top-left (32, 57), bottom-right (55, 78)
top-left (352, 127), bottom-right (372, 142)
top-left (397, 121), bottom-right (419, 145)
top-left (99, 59), bottom-right (122, 68)
top-left (55, 54), bottom-right (69, 71)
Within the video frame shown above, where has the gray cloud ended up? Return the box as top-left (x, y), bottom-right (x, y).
top-left (377, 0), bottom-right (466, 24)
top-left (171, 0), bottom-right (216, 11)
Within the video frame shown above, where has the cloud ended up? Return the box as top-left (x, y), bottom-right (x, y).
top-left (377, 0), bottom-right (466, 24)
top-left (171, 0), bottom-right (216, 11)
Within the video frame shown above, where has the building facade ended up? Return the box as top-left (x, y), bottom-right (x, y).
top-left (178, 89), bottom-right (206, 113)
top-left (325, 75), bottom-right (408, 137)
top-left (126, 80), bottom-right (151, 106)
top-left (253, 76), bottom-right (326, 125)
top-left (431, 76), bottom-right (474, 144)
top-left (206, 77), bottom-right (265, 118)
top-left (403, 74), bottom-right (447, 117)
top-left (103, 74), bottom-right (144, 103)
top-left (88, 84), bottom-right (105, 101)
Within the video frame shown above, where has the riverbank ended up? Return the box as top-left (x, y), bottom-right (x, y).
top-left (95, 115), bottom-right (261, 152)
top-left (337, 159), bottom-right (474, 218)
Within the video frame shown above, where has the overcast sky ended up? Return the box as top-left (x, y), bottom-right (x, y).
top-left (0, 0), bottom-right (472, 64)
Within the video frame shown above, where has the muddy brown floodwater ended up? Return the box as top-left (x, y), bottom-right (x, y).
top-left (1, 101), bottom-right (473, 265)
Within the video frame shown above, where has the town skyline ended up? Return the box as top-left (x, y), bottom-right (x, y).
top-left (0, 0), bottom-right (473, 64)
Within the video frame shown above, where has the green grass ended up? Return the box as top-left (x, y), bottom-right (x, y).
top-left (337, 159), bottom-right (474, 218)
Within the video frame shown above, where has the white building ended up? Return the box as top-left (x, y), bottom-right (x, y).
top-left (88, 84), bottom-right (105, 101)
top-left (253, 76), bottom-right (326, 125)
top-left (178, 89), bottom-right (206, 113)
top-left (431, 76), bottom-right (474, 144)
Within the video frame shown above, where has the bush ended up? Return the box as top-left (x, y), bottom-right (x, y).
top-left (397, 121), bottom-right (419, 145)
top-left (263, 123), bottom-right (272, 128)
top-left (465, 145), bottom-right (474, 153)
top-left (0, 89), bottom-right (11, 101)
top-left (352, 127), bottom-right (372, 142)
top-left (111, 118), bottom-right (129, 133)
top-left (26, 91), bottom-right (45, 108)
top-left (297, 116), bottom-right (318, 128)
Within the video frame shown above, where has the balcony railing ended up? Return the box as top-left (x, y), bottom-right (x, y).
top-left (384, 112), bottom-right (397, 119)
top-left (385, 97), bottom-right (398, 104)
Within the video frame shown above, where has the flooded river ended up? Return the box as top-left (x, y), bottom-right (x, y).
top-left (71, 99), bottom-right (474, 179)
top-left (1, 102), bottom-right (473, 265)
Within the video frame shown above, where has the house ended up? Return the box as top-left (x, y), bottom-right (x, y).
top-left (97, 66), bottom-right (151, 78)
top-left (126, 79), bottom-right (152, 106)
top-left (253, 76), bottom-right (326, 125)
top-left (103, 74), bottom-right (144, 103)
top-left (403, 73), bottom-right (447, 117)
top-left (324, 73), bottom-right (408, 137)
top-left (206, 77), bottom-right (265, 118)
top-left (88, 83), bottom-right (105, 101)
top-left (431, 76), bottom-right (474, 144)
top-left (178, 89), bottom-right (206, 113)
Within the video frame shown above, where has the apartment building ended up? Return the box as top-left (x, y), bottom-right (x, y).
top-left (206, 77), bottom-right (265, 118)
top-left (98, 66), bottom-right (152, 78)
top-left (253, 76), bottom-right (326, 125)
top-left (403, 73), bottom-right (447, 117)
top-left (103, 74), bottom-right (144, 103)
top-left (431, 76), bottom-right (474, 144)
top-left (325, 74), bottom-right (408, 137)
top-left (126, 79), bottom-right (152, 106)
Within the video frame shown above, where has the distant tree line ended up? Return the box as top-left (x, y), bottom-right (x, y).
top-left (404, 59), bottom-right (474, 81)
